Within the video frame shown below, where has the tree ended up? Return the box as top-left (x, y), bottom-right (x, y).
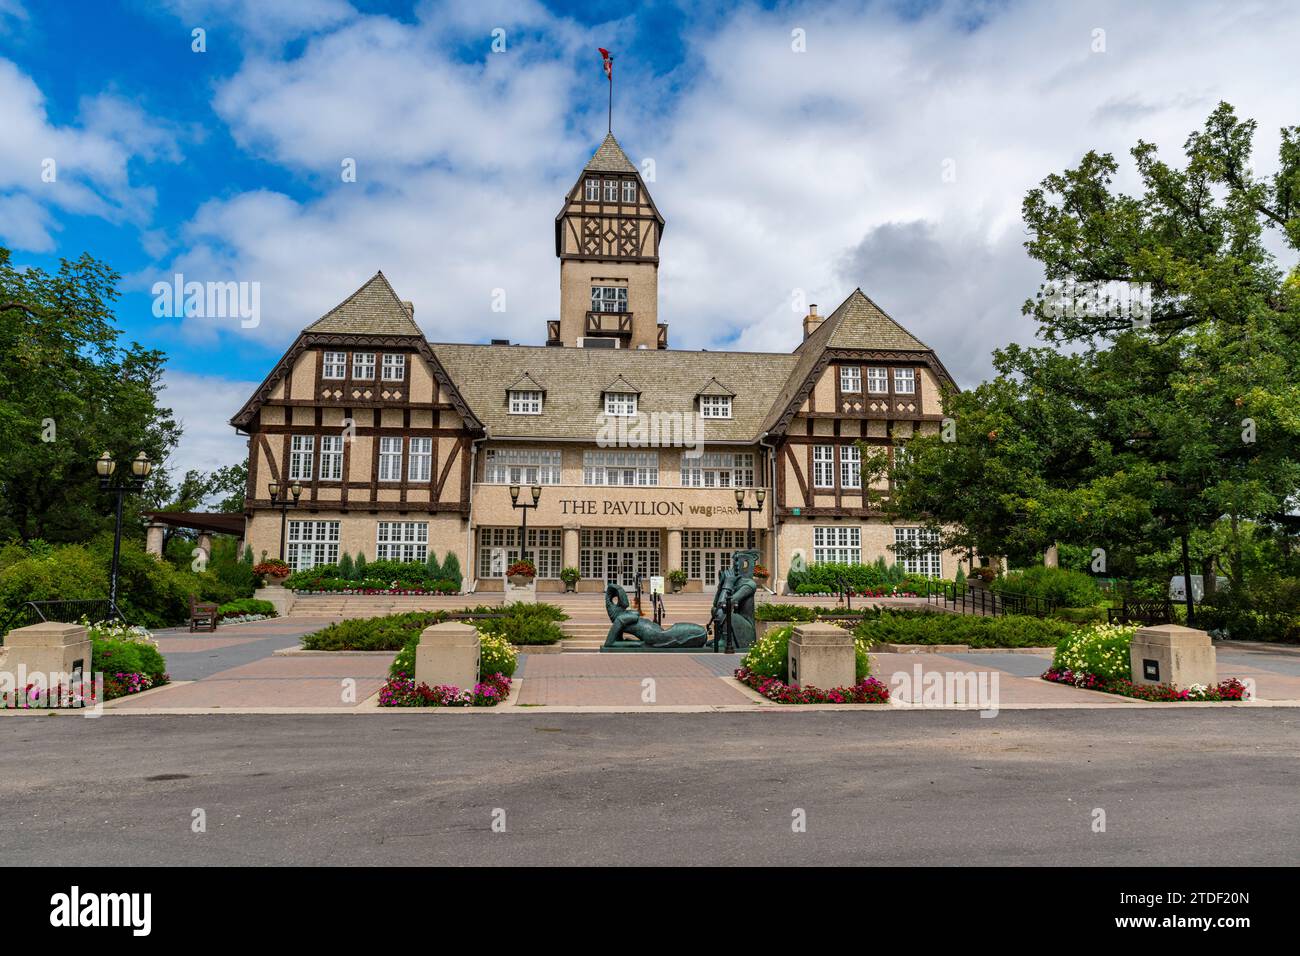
top-left (0, 249), bottom-right (181, 543)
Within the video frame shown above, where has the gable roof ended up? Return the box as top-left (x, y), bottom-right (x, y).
top-left (696, 376), bottom-right (735, 397)
top-left (304, 271), bottom-right (423, 336)
top-left (506, 372), bottom-right (545, 393)
top-left (584, 132), bottom-right (638, 173)
top-left (603, 374), bottom-right (640, 394)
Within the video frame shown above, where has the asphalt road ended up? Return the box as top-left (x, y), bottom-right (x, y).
top-left (1, 710), bottom-right (1297, 865)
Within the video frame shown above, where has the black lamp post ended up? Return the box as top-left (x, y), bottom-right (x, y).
top-left (509, 484), bottom-right (542, 565)
top-left (268, 479), bottom-right (303, 563)
top-left (734, 487), bottom-right (766, 550)
top-left (96, 451), bottom-right (152, 615)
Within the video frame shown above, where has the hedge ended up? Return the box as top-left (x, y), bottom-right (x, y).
top-left (300, 603), bottom-right (568, 652)
top-left (854, 609), bottom-right (1077, 648)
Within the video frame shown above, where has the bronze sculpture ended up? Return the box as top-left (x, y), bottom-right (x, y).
top-left (708, 549), bottom-right (758, 651)
top-left (603, 582), bottom-right (708, 648)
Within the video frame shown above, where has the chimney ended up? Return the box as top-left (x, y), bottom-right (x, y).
top-left (802, 303), bottom-right (822, 340)
top-left (402, 300), bottom-right (415, 316)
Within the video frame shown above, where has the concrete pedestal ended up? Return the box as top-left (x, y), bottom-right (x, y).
top-left (1130, 624), bottom-right (1216, 688)
top-left (505, 580), bottom-right (536, 604)
top-left (253, 587), bottom-right (295, 617)
top-left (788, 623), bottom-right (855, 691)
top-left (0, 622), bottom-right (92, 690)
top-left (414, 621), bottom-right (481, 690)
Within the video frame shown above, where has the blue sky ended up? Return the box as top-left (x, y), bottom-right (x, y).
top-left (3, 0), bottom-right (1298, 479)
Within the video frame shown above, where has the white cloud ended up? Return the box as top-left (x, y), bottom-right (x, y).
top-left (158, 370), bottom-right (258, 482)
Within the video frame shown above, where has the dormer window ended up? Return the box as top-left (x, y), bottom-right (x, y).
top-left (603, 179), bottom-right (619, 201)
top-left (622, 180), bottom-right (636, 203)
top-left (699, 395), bottom-right (732, 419)
top-left (604, 392), bottom-right (637, 417)
top-left (894, 368), bottom-right (916, 394)
top-left (840, 366), bottom-right (861, 393)
top-left (509, 390), bottom-right (543, 415)
top-left (382, 354), bottom-right (406, 381)
top-left (585, 177), bottom-right (600, 201)
top-left (322, 351), bottom-right (346, 379)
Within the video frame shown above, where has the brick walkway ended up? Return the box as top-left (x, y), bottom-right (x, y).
top-left (515, 653), bottom-right (750, 706)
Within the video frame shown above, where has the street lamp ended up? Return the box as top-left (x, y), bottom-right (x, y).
top-left (735, 487), bottom-right (766, 550)
top-left (269, 479), bottom-right (304, 564)
top-left (509, 484), bottom-right (542, 565)
top-left (97, 451), bottom-right (152, 615)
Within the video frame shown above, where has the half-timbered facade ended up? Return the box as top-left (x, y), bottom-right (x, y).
top-left (232, 132), bottom-right (964, 591)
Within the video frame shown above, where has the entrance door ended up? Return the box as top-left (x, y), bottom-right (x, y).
top-left (604, 550), bottom-right (638, 588)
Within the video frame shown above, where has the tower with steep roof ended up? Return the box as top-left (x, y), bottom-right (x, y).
top-left (551, 132), bottom-right (666, 349)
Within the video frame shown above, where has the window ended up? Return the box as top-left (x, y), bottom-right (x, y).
top-left (840, 445), bottom-right (861, 489)
top-left (376, 522), bottom-right (428, 562)
top-left (583, 450), bottom-right (658, 486)
top-left (681, 452), bottom-right (755, 488)
top-left (378, 436), bottom-right (403, 481)
top-left (289, 435), bottom-right (314, 480)
top-left (683, 529), bottom-right (748, 582)
top-left (895, 527), bottom-right (941, 577)
top-left (604, 179), bottom-right (619, 201)
top-left (813, 445), bottom-right (834, 488)
top-left (286, 520), bottom-right (339, 571)
top-left (319, 436), bottom-right (343, 481)
top-left (867, 367), bottom-right (889, 394)
top-left (478, 527), bottom-right (562, 579)
top-left (322, 352), bottom-right (346, 379)
top-left (840, 366), bottom-right (861, 393)
top-left (352, 352), bottom-right (375, 379)
top-left (894, 368), bottom-right (916, 394)
top-left (699, 395), bottom-right (732, 419)
top-left (813, 526), bottom-right (860, 565)
top-left (604, 392), bottom-right (638, 416)
top-left (509, 390), bottom-right (543, 415)
top-left (579, 529), bottom-right (661, 582)
top-left (591, 285), bottom-right (628, 313)
top-left (585, 177), bottom-right (600, 201)
top-left (408, 437), bottom-right (432, 482)
top-left (622, 180), bottom-right (636, 203)
top-left (483, 448), bottom-right (562, 485)
top-left (382, 354), bottom-right (406, 381)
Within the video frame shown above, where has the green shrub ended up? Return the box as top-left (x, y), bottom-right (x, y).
top-left (742, 623), bottom-right (870, 682)
top-left (1198, 577), bottom-right (1300, 643)
top-left (1051, 622), bottom-right (1138, 681)
top-left (337, 552), bottom-right (354, 579)
top-left (353, 553), bottom-right (366, 580)
top-left (478, 604), bottom-right (566, 645)
top-left (303, 604), bottom-right (567, 653)
top-left (755, 604), bottom-right (817, 621)
top-left (391, 629), bottom-right (518, 680)
top-left (217, 598), bottom-right (276, 618)
top-left (855, 609), bottom-right (1076, 648)
top-left (993, 565), bottom-right (1104, 609)
top-left (439, 552), bottom-right (461, 585)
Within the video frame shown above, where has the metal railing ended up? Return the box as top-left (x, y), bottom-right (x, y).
top-left (0, 598), bottom-right (121, 644)
top-left (925, 581), bottom-right (1056, 619)
top-left (1107, 599), bottom-right (1173, 626)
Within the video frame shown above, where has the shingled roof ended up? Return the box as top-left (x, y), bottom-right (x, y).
top-left (584, 132), bottom-right (638, 173)
top-left (305, 271), bottom-right (422, 336)
top-left (795, 288), bottom-right (931, 353)
top-left (432, 343), bottom-right (799, 442)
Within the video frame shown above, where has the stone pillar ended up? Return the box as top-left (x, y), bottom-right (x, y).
top-left (0, 622), bottom-right (92, 692)
top-left (195, 533), bottom-right (213, 561)
top-left (787, 623), bottom-right (855, 691)
top-left (1130, 624), bottom-right (1217, 689)
top-left (145, 522), bottom-right (167, 557)
top-left (562, 524), bottom-right (580, 572)
top-left (666, 527), bottom-right (682, 574)
top-left (414, 621), bottom-right (481, 689)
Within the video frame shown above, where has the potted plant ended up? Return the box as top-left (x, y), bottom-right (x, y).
top-left (560, 566), bottom-right (580, 592)
top-left (668, 569), bottom-right (688, 593)
top-left (753, 564), bottom-right (770, 584)
top-left (254, 560), bottom-right (291, 586)
top-left (506, 560), bottom-right (536, 587)
top-left (967, 566), bottom-right (997, 589)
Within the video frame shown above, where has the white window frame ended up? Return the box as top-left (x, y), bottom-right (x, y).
top-left (376, 521), bottom-right (429, 562)
top-left (680, 452), bottom-right (755, 488)
top-left (286, 520), bottom-right (339, 571)
top-left (583, 450), bottom-right (658, 486)
top-left (352, 352), bottom-right (375, 380)
top-left (603, 179), bottom-right (619, 201)
top-left (322, 352), bottom-right (346, 380)
top-left (812, 445), bottom-right (834, 489)
top-left (867, 367), bottom-right (889, 394)
top-left (813, 526), bottom-right (860, 565)
top-left (378, 436), bottom-right (403, 482)
top-left (699, 395), bottom-right (732, 419)
top-left (585, 177), bottom-right (600, 201)
top-left (478, 527), bottom-right (563, 579)
top-left (895, 527), bottom-right (941, 577)
top-left (591, 285), bottom-right (628, 313)
top-left (840, 366), bottom-right (861, 393)
top-left (408, 437), bottom-right (432, 482)
top-left (289, 435), bottom-right (314, 481)
top-left (621, 179), bottom-right (636, 203)
top-left (319, 435), bottom-right (343, 481)
top-left (509, 390), bottom-right (543, 415)
top-left (483, 448), bottom-right (562, 485)
top-left (604, 392), bottom-right (638, 417)
top-left (894, 367), bottom-right (916, 394)
top-left (381, 354), bottom-right (406, 381)
top-left (840, 445), bottom-right (861, 489)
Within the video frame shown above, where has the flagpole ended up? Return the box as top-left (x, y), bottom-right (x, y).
top-left (607, 70), bottom-right (612, 133)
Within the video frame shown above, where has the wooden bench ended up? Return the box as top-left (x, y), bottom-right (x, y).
top-left (189, 594), bottom-right (219, 632)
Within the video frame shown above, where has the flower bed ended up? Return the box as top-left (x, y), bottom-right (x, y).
top-left (378, 671), bottom-right (511, 707)
top-left (735, 666), bottom-right (890, 704)
top-left (1042, 667), bottom-right (1250, 702)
